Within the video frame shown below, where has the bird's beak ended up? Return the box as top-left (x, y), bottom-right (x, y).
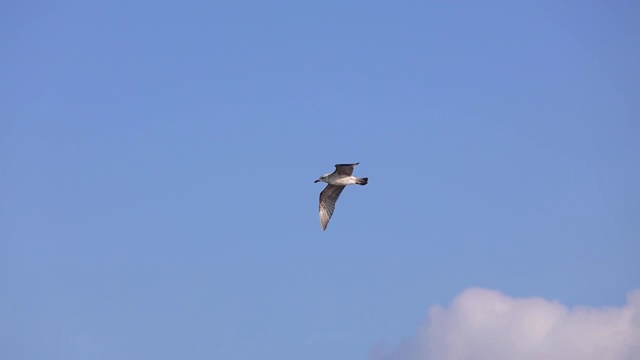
top-left (314, 179), bottom-right (320, 183)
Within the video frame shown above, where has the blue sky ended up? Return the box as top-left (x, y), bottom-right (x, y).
top-left (1, 1), bottom-right (639, 359)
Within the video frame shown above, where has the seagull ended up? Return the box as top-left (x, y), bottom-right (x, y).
top-left (314, 162), bottom-right (368, 230)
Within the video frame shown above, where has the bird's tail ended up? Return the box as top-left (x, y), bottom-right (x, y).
top-left (356, 177), bottom-right (368, 185)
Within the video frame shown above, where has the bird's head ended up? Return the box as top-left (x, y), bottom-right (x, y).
top-left (314, 174), bottom-right (329, 183)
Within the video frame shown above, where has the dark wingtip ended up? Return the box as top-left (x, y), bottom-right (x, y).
top-left (335, 162), bottom-right (359, 167)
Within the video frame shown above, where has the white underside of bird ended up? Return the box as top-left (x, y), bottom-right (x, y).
top-left (324, 175), bottom-right (359, 186)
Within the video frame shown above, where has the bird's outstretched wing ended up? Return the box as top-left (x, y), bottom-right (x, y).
top-left (333, 162), bottom-right (359, 176)
top-left (319, 184), bottom-right (346, 230)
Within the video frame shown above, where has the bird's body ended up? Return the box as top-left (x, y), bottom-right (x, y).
top-left (314, 163), bottom-right (368, 230)
top-left (324, 174), bottom-right (359, 186)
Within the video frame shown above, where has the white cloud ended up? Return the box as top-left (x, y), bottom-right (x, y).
top-left (369, 288), bottom-right (640, 360)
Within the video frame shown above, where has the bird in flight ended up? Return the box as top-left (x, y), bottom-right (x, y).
top-left (314, 162), bottom-right (368, 230)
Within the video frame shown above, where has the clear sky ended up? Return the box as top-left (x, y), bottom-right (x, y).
top-left (2, 1), bottom-right (639, 359)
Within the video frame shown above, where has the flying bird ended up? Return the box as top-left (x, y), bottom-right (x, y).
top-left (314, 162), bottom-right (368, 230)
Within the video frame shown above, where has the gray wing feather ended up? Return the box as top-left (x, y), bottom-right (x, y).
top-left (333, 162), bottom-right (359, 176)
top-left (319, 184), bottom-right (346, 230)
